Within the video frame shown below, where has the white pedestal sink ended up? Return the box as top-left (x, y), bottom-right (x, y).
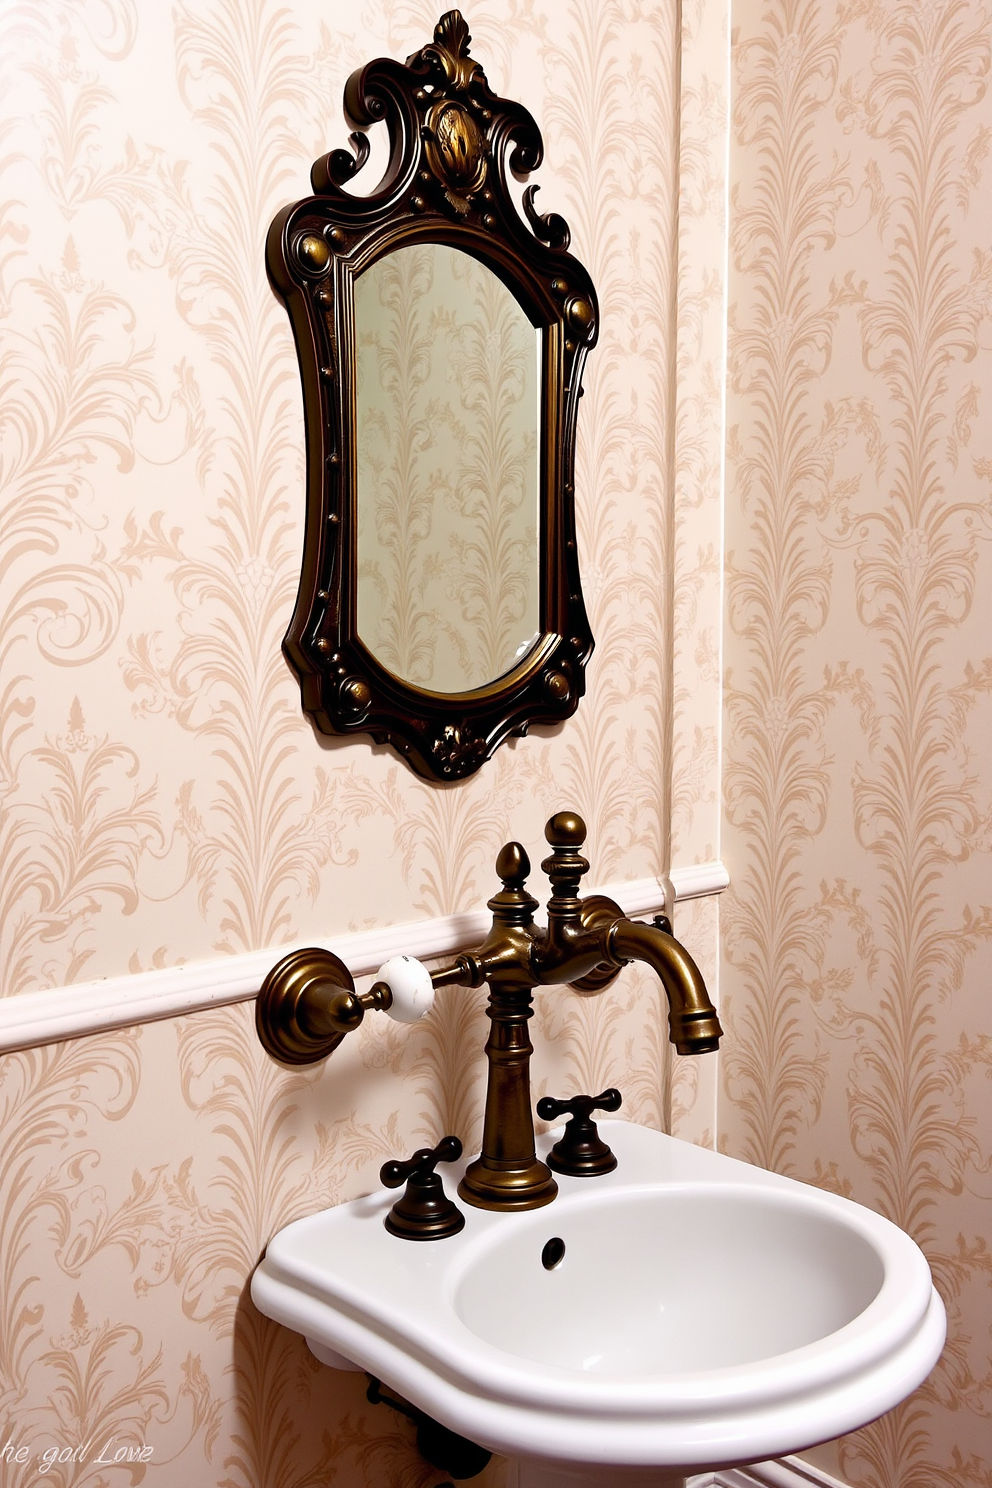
top-left (251, 1122), bottom-right (945, 1486)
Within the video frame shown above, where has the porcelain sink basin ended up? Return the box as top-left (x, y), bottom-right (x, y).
top-left (457, 1186), bottom-right (888, 1374)
top-left (251, 1121), bottom-right (945, 1473)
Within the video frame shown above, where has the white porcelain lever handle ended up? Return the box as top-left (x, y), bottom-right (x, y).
top-left (378, 955), bottom-right (435, 1024)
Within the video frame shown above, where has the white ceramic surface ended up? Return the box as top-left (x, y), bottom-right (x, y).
top-left (378, 954), bottom-right (435, 1023)
top-left (250, 1121), bottom-right (945, 1471)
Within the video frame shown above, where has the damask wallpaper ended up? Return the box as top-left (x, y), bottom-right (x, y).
top-left (723, 1), bottom-right (992, 1484)
top-left (0, 1), bottom-right (727, 1484)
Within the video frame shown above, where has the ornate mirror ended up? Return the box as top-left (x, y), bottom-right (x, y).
top-left (268, 9), bottom-right (598, 781)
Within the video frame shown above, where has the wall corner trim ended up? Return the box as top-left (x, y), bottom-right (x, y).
top-left (0, 861), bottom-right (729, 1054)
top-left (689, 1455), bottom-right (850, 1488)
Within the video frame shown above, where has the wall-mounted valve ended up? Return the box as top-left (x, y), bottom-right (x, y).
top-left (536, 1088), bottom-right (622, 1176)
top-left (380, 1135), bottom-right (465, 1240)
top-left (255, 948), bottom-right (436, 1064)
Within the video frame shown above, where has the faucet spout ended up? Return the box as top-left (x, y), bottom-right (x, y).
top-left (608, 918), bottom-right (722, 1054)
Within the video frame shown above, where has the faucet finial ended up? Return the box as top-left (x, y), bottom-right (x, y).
top-left (489, 841), bottom-right (538, 923)
top-left (495, 840), bottom-right (529, 885)
top-left (545, 809), bottom-right (586, 845)
top-left (541, 811), bottom-right (590, 901)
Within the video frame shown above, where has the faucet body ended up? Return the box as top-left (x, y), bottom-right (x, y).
top-left (433, 813), bottom-right (722, 1212)
top-left (255, 811), bottom-right (722, 1214)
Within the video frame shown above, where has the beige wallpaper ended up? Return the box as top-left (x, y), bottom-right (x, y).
top-left (723, 1), bottom-right (992, 1484)
top-left (0, 1), bottom-right (728, 1484)
top-left (672, 0), bottom-right (732, 1144)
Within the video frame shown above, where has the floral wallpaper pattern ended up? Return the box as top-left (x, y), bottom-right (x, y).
top-left (0, 1), bottom-right (726, 1484)
top-left (723, 1), bottom-right (992, 1483)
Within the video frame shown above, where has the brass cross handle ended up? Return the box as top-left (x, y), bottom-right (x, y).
top-left (380, 1135), bottom-right (465, 1241)
top-left (536, 1087), bottom-right (623, 1176)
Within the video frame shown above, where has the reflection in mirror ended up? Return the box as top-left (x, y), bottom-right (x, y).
top-left (355, 244), bottom-right (540, 694)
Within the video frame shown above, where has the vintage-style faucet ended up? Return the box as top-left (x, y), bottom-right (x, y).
top-left (256, 811), bottom-right (721, 1213)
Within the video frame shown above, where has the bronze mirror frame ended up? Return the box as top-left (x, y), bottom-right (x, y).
top-left (268, 9), bottom-right (598, 781)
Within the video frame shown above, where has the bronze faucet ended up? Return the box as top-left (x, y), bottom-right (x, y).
top-left (255, 811), bottom-right (721, 1213)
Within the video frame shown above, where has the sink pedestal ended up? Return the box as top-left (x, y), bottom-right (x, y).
top-left (507, 1461), bottom-right (684, 1488)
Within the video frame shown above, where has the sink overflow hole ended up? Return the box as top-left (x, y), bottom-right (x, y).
top-left (542, 1237), bottom-right (565, 1270)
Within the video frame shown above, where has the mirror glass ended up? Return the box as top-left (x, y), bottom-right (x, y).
top-left (355, 243), bottom-right (541, 694)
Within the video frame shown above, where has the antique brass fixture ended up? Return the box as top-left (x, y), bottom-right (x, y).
top-left (380, 1135), bottom-right (465, 1241)
top-left (256, 811), bottom-right (722, 1215)
top-left (536, 1088), bottom-right (622, 1177)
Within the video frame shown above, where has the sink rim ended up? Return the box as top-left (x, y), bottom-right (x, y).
top-left (438, 1178), bottom-right (933, 1412)
top-left (251, 1121), bottom-right (946, 1468)
top-left (261, 1173), bottom-right (934, 1417)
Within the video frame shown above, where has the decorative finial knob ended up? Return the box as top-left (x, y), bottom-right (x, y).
top-left (545, 811), bottom-right (586, 849)
top-left (542, 811), bottom-right (590, 900)
top-left (495, 841), bottom-right (531, 888)
top-left (488, 840), bottom-right (538, 925)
